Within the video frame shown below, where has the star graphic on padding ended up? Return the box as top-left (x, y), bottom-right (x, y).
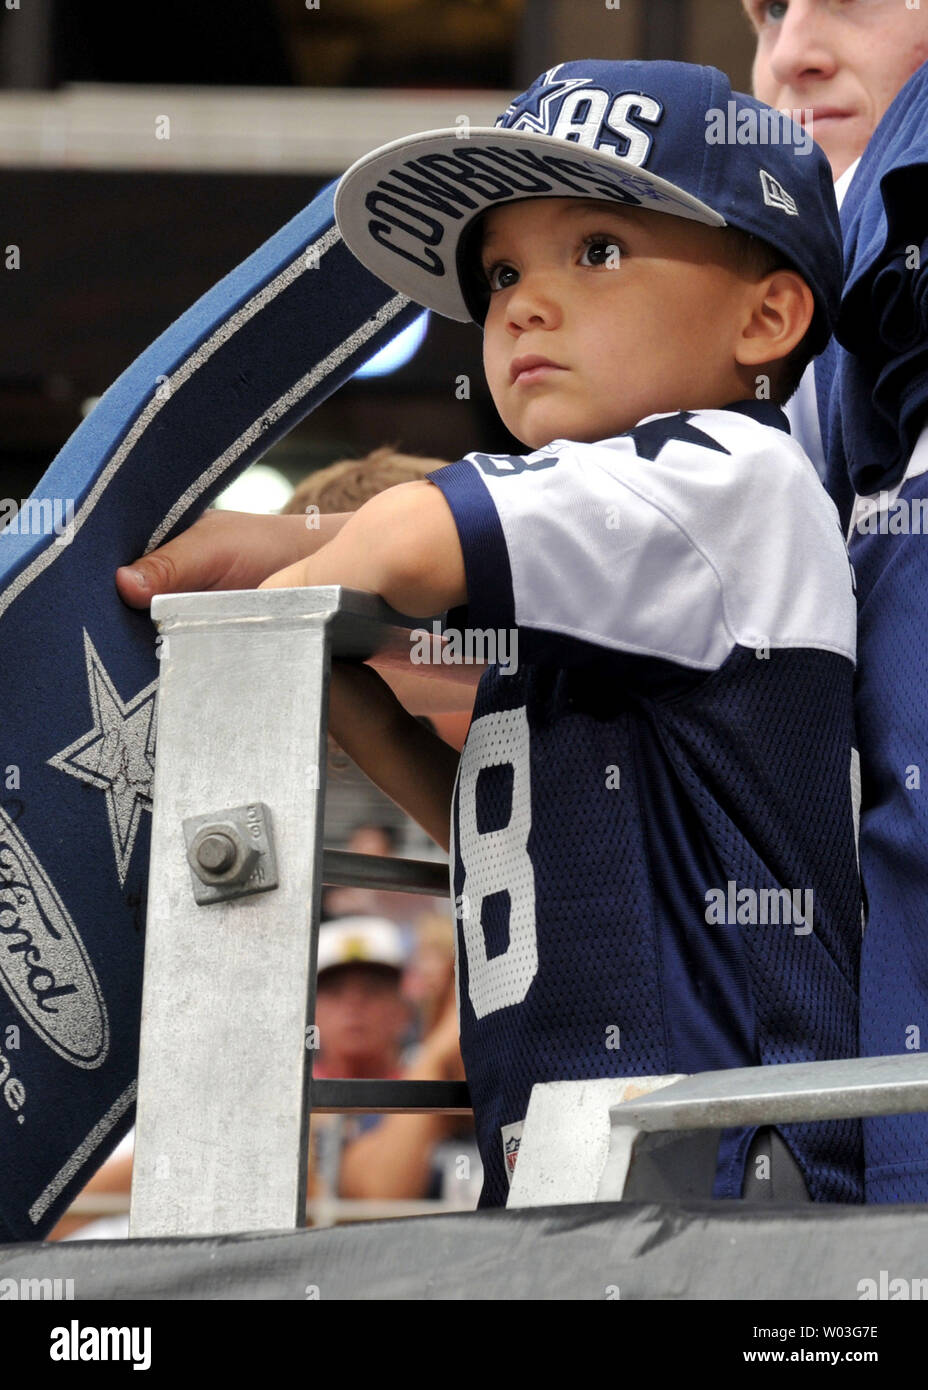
top-left (626, 412), bottom-right (732, 462)
top-left (48, 629), bottom-right (157, 887)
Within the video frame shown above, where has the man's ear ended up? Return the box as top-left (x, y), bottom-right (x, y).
top-left (735, 269), bottom-right (815, 368)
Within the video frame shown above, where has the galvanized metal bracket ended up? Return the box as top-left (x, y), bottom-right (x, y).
top-left (183, 801), bottom-right (278, 904)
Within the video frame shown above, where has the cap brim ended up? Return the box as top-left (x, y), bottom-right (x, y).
top-left (334, 127), bottom-right (726, 321)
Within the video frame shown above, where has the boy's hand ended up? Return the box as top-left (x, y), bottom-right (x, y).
top-left (257, 554), bottom-right (335, 592)
top-left (115, 508), bottom-right (353, 608)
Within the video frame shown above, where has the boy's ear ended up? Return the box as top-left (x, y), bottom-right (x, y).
top-left (734, 269), bottom-right (815, 369)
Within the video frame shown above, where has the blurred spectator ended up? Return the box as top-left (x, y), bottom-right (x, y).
top-left (313, 915), bottom-right (410, 1080)
top-left (323, 820), bottom-right (444, 941)
top-left (280, 446), bottom-right (449, 517)
top-left (401, 910), bottom-right (456, 1040)
top-left (53, 916), bottom-right (470, 1236)
top-left (308, 916), bottom-right (469, 1204)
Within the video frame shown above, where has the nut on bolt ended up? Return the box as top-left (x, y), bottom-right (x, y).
top-left (187, 822), bottom-right (260, 886)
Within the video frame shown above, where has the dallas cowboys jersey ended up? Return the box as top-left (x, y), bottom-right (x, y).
top-left (426, 400), bottom-right (863, 1208)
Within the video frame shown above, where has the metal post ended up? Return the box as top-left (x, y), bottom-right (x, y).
top-left (130, 585), bottom-right (458, 1237)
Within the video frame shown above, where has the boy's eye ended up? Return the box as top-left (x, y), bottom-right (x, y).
top-left (747, 0), bottom-right (788, 26)
top-left (482, 234), bottom-right (624, 290)
top-left (484, 262), bottom-right (518, 292)
top-left (580, 235), bottom-right (623, 268)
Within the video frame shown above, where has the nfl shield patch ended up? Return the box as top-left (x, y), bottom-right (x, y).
top-left (501, 1120), bottom-right (525, 1185)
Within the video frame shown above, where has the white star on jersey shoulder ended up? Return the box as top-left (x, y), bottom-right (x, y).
top-left (47, 629), bottom-right (157, 886)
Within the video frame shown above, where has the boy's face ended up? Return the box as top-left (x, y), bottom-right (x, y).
top-left (743, 0), bottom-right (928, 180)
top-left (480, 198), bottom-right (760, 451)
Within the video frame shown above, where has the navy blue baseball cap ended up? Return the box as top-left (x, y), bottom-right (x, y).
top-left (335, 59), bottom-right (843, 355)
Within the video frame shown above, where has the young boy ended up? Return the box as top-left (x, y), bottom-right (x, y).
top-left (259, 59), bottom-right (863, 1206)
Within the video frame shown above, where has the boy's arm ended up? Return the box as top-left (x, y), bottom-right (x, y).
top-left (257, 479), bottom-right (468, 846)
top-left (257, 478), bottom-right (467, 618)
top-left (376, 665), bottom-right (480, 720)
top-left (116, 484), bottom-right (479, 714)
top-left (326, 661), bottom-right (459, 853)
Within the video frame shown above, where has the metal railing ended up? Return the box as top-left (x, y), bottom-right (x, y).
top-left (131, 584), bottom-right (928, 1234)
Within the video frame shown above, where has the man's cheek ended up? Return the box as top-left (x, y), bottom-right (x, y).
top-left (750, 47), bottom-right (778, 109)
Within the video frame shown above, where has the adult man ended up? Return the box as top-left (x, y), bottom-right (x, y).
top-left (743, 0), bottom-right (928, 180)
top-left (741, 0), bottom-right (928, 1202)
top-left (311, 917), bottom-right (464, 1203)
top-left (53, 916), bottom-right (465, 1234)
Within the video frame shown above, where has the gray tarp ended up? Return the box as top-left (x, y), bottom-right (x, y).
top-left (1, 1201), bottom-right (926, 1300)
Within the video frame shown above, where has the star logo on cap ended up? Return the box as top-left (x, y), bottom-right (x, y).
top-left (47, 629), bottom-right (157, 887)
top-left (497, 64), bottom-right (594, 137)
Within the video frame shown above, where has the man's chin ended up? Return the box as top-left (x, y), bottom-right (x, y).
top-left (808, 118), bottom-right (870, 180)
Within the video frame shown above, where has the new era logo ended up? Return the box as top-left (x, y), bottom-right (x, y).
top-left (759, 169), bottom-right (798, 215)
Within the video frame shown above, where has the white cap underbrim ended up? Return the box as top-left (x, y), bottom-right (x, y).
top-left (334, 126), bottom-right (725, 321)
top-left (316, 916), bottom-right (407, 974)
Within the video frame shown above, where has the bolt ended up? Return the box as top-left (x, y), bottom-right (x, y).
top-left (186, 815), bottom-right (263, 892)
top-left (195, 833), bottom-right (237, 873)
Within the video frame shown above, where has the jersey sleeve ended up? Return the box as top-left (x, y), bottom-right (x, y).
top-left (426, 406), bottom-right (856, 677)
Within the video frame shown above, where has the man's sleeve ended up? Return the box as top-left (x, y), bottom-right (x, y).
top-left (830, 62), bottom-right (928, 500)
top-left (851, 460), bottom-right (928, 1201)
top-left (427, 408), bottom-right (855, 675)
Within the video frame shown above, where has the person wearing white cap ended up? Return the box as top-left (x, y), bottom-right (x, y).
top-left (311, 917), bottom-right (466, 1204)
top-left (316, 915), bottom-right (408, 977)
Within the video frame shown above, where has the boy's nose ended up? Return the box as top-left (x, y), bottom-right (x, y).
top-left (766, 0), bottom-right (840, 92)
top-left (504, 269), bottom-right (563, 332)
